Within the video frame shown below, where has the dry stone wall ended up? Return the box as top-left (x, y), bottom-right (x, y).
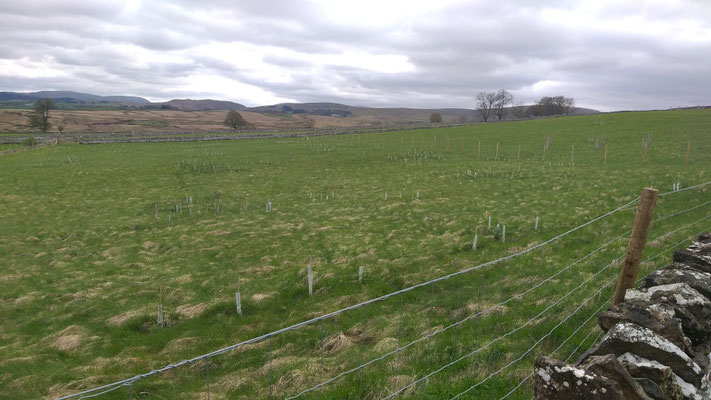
top-left (534, 233), bottom-right (711, 399)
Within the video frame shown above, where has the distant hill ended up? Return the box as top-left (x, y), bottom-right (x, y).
top-left (0, 91), bottom-right (150, 105)
top-left (0, 91), bottom-right (248, 111)
top-left (151, 99), bottom-right (246, 111)
top-left (33, 91), bottom-right (150, 104)
top-left (0, 90), bottom-right (598, 123)
top-left (250, 102), bottom-right (354, 112)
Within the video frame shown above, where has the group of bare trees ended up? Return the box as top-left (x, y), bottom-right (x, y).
top-left (476, 90), bottom-right (513, 122)
top-left (475, 91), bottom-right (575, 121)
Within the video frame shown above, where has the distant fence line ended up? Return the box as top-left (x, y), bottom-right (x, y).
top-left (0, 138), bottom-right (57, 156)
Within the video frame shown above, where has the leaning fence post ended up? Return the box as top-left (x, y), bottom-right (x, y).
top-left (612, 187), bottom-right (659, 306)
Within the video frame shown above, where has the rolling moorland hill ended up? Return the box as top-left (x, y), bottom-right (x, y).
top-left (151, 99), bottom-right (247, 111)
top-left (0, 91), bottom-right (599, 134)
top-left (0, 90), bottom-right (150, 106)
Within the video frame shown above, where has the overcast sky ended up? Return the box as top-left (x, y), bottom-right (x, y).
top-left (1, 0), bottom-right (710, 111)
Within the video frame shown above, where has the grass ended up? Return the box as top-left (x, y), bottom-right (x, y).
top-left (128, 120), bottom-right (169, 127)
top-left (0, 109), bottom-right (710, 399)
top-left (0, 143), bottom-right (24, 151)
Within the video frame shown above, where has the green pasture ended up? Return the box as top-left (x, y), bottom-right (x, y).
top-left (0, 143), bottom-right (23, 151)
top-left (1, 109), bottom-right (710, 399)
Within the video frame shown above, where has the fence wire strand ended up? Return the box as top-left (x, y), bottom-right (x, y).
top-left (658, 180), bottom-right (711, 197)
top-left (652, 198), bottom-right (711, 224)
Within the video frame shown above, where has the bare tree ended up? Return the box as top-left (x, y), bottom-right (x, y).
top-left (429, 112), bottom-right (442, 123)
top-left (224, 110), bottom-right (249, 129)
top-left (555, 96), bottom-right (575, 114)
top-left (475, 92), bottom-right (498, 122)
top-left (28, 98), bottom-right (53, 133)
top-left (493, 89), bottom-right (514, 121)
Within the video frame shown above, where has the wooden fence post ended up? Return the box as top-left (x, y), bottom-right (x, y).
top-left (612, 187), bottom-right (659, 305)
top-left (604, 143), bottom-right (608, 167)
top-left (686, 140), bottom-right (691, 167)
top-left (495, 142), bottom-right (499, 160)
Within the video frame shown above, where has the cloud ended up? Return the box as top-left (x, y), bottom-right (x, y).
top-left (0, 0), bottom-right (710, 110)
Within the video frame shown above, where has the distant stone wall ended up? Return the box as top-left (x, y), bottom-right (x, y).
top-left (534, 233), bottom-right (711, 399)
top-left (0, 139), bottom-right (56, 157)
top-left (0, 122), bottom-right (476, 145)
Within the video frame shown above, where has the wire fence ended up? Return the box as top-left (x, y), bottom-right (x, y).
top-left (56, 181), bottom-right (711, 399)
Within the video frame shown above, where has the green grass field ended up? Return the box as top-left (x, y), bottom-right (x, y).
top-left (0, 143), bottom-right (24, 151)
top-left (1, 109), bottom-right (710, 400)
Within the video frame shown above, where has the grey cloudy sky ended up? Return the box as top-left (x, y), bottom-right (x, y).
top-left (1, 0), bottom-right (710, 111)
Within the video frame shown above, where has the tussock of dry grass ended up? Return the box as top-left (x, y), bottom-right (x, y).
top-left (175, 303), bottom-right (209, 318)
top-left (322, 333), bottom-right (353, 354)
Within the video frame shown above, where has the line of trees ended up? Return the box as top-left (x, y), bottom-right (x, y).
top-left (527, 96), bottom-right (575, 116)
top-left (475, 91), bottom-right (575, 121)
